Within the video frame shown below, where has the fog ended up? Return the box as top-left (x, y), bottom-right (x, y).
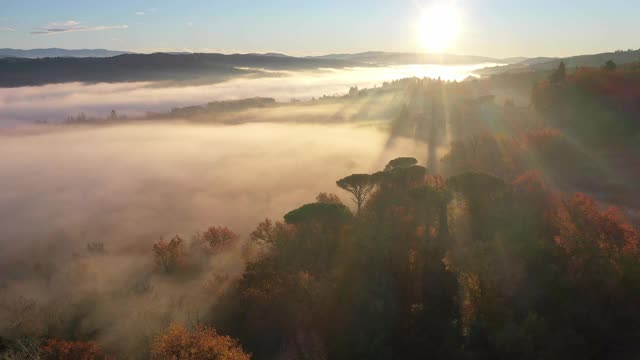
top-left (0, 63), bottom-right (494, 124)
top-left (0, 62), bottom-right (472, 356)
top-left (0, 122), bottom-right (425, 257)
top-left (0, 121), bottom-right (427, 356)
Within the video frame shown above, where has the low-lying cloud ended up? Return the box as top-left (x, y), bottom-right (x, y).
top-left (0, 64), bottom-right (491, 124)
top-left (0, 121), bottom-right (425, 356)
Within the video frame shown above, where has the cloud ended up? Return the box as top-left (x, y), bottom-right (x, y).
top-left (186, 22), bottom-right (193, 27)
top-left (135, 12), bottom-right (145, 16)
top-left (31, 20), bottom-right (128, 35)
top-left (0, 27), bottom-right (16, 32)
top-left (0, 64), bottom-right (488, 123)
top-left (0, 119), bottom-right (420, 356)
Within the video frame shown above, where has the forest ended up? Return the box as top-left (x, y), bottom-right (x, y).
top-left (2, 61), bottom-right (640, 360)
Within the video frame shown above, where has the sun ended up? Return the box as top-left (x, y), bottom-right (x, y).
top-left (418, 3), bottom-right (461, 53)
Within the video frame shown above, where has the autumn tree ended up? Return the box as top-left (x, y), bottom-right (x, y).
top-left (249, 218), bottom-right (276, 245)
top-left (554, 192), bottom-right (639, 280)
top-left (150, 324), bottom-right (250, 360)
top-left (336, 174), bottom-right (375, 214)
top-left (40, 339), bottom-right (113, 360)
top-left (153, 236), bottom-right (187, 273)
top-left (197, 226), bottom-right (239, 254)
top-left (315, 192), bottom-right (343, 204)
top-left (247, 218), bottom-right (293, 259)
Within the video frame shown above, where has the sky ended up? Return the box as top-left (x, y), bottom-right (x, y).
top-left (0, 0), bottom-right (638, 58)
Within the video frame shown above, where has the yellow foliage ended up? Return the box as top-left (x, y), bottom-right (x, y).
top-left (150, 324), bottom-right (251, 360)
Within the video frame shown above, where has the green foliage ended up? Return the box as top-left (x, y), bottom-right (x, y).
top-left (604, 59), bottom-right (617, 71)
top-left (549, 61), bottom-right (567, 83)
top-left (336, 174), bottom-right (375, 213)
top-left (384, 157), bottom-right (418, 171)
top-left (283, 202), bottom-right (352, 225)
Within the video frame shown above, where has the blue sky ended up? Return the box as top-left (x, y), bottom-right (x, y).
top-left (0, 0), bottom-right (638, 57)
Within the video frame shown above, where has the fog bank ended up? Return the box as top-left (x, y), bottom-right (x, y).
top-left (0, 64), bottom-right (494, 124)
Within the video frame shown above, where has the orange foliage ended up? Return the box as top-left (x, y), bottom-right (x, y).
top-left (513, 170), bottom-right (556, 207)
top-left (150, 323), bottom-right (251, 360)
top-left (513, 170), bottom-right (546, 195)
top-left (522, 128), bottom-right (562, 148)
top-left (153, 236), bottom-right (187, 273)
top-left (249, 219), bottom-right (273, 244)
top-left (199, 226), bottom-right (238, 254)
top-left (554, 193), bottom-right (639, 279)
top-left (249, 218), bottom-right (279, 245)
top-left (424, 174), bottom-right (446, 189)
top-left (316, 192), bottom-right (343, 205)
top-left (40, 339), bottom-right (114, 360)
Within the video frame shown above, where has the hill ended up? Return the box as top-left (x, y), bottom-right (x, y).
top-left (477, 49), bottom-right (640, 75)
top-left (308, 51), bottom-right (503, 65)
top-left (0, 48), bottom-right (131, 58)
top-left (0, 52), bottom-right (362, 87)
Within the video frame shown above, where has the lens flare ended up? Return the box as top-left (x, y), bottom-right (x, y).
top-left (418, 3), bottom-right (462, 53)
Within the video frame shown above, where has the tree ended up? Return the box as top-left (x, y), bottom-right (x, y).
top-left (198, 226), bottom-right (238, 254)
top-left (446, 172), bottom-right (507, 242)
top-left (250, 218), bottom-right (276, 245)
top-left (316, 192), bottom-right (343, 204)
top-left (40, 339), bottom-right (113, 360)
top-left (249, 218), bottom-right (292, 254)
top-left (603, 59), bottom-right (617, 71)
top-left (410, 176), bottom-right (452, 242)
top-left (550, 61), bottom-right (566, 82)
top-left (150, 324), bottom-right (251, 360)
top-left (554, 192), bottom-right (639, 277)
top-left (153, 236), bottom-right (186, 273)
top-left (284, 202), bottom-right (352, 225)
top-left (336, 174), bottom-right (375, 214)
top-left (384, 157), bottom-right (418, 171)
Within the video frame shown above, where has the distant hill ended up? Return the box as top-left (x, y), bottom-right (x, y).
top-left (308, 51), bottom-right (504, 65)
top-left (516, 57), bottom-right (558, 66)
top-left (528, 49), bottom-right (640, 71)
top-left (247, 52), bottom-right (291, 58)
top-left (0, 52), bottom-right (363, 87)
top-left (477, 49), bottom-right (640, 75)
top-left (500, 57), bottom-right (530, 64)
top-left (0, 48), bottom-right (132, 58)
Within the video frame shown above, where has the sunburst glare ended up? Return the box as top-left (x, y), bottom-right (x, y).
top-left (418, 3), bottom-right (462, 53)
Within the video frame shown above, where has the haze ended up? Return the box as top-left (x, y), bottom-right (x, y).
top-left (0, 64), bottom-right (493, 124)
top-left (2, 1), bottom-right (640, 359)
